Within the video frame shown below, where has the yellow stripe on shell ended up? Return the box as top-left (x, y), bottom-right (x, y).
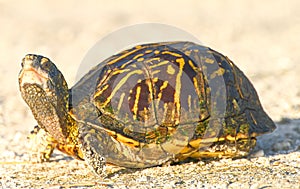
top-left (116, 92), bottom-right (126, 114)
top-left (166, 65), bottom-right (176, 75)
top-left (188, 95), bottom-right (192, 112)
top-left (151, 70), bottom-right (161, 76)
top-left (148, 60), bottom-right (169, 69)
top-left (250, 112), bottom-right (257, 125)
top-left (188, 60), bottom-right (198, 72)
top-left (137, 58), bottom-right (144, 62)
top-left (99, 69), bottom-right (144, 107)
top-left (120, 60), bottom-right (133, 69)
top-left (210, 67), bottom-right (225, 79)
top-left (161, 51), bottom-right (183, 57)
top-left (184, 51), bottom-right (191, 56)
top-left (205, 58), bottom-right (215, 64)
top-left (95, 69), bottom-right (131, 95)
top-left (174, 58), bottom-right (185, 124)
top-left (132, 86), bottom-right (141, 120)
top-left (133, 53), bottom-right (144, 60)
top-left (107, 47), bottom-right (146, 65)
top-left (155, 80), bottom-right (169, 111)
top-left (96, 84), bottom-right (109, 96)
top-left (157, 81), bottom-right (168, 100)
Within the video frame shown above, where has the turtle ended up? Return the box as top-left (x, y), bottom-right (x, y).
top-left (18, 41), bottom-right (276, 175)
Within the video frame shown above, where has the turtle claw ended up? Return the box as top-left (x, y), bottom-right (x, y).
top-left (27, 125), bottom-right (56, 162)
top-left (80, 138), bottom-right (107, 177)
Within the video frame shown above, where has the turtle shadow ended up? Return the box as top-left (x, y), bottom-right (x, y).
top-left (106, 167), bottom-right (143, 178)
top-left (253, 118), bottom-right (300, 156)
top-left (47, 153), bottom-right (75, 162)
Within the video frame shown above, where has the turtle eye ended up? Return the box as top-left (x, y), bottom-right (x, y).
top-left (41, 59), bottom-right (52, 71)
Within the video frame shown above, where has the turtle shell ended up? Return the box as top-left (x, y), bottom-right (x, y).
top-left (71, 41), bottom-right (275, 165)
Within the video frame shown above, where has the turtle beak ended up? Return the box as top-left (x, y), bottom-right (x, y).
top-left (21, 54), bottom-right (43, 69)
top-left (19, 54), bottom-right (49, 89)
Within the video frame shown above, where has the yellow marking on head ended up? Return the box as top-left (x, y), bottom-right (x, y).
top-left (162, 51), bottom-right (182, 57)
top-left (41, 57), bottom-right (49, 64)
top-left (135, 45), bottom-right (142, 49)
top-left (166, 65), bottom-right (176, 75)
top-left (25, 54), bottom-right (34, 59)
top-left (100, 69), bottom-right (144, 107)
top-left (132, 86), bottom-right (141, 120)
top-left (205, 58), bottom-right (215, 64)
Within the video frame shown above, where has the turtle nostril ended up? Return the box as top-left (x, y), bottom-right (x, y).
top-left (22, 54), bottom-right (43, 68)
top-left (25, 54), bottom-right (36, 61)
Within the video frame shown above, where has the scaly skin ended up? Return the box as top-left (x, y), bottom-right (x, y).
top-left (19, 55), bottom-right (83, 160)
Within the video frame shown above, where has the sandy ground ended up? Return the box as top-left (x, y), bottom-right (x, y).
top-left (0, 0), bottom-right (300, 188)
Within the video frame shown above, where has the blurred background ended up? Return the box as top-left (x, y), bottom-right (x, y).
top-left (0, 0), bottom-right (299, 151)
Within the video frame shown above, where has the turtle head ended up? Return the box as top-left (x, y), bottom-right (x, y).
top-left (19, 54), bottom-right (71, 143)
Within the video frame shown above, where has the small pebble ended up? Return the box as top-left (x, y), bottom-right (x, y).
top-left (272, 161), bottom-right (280, 166)
top-left (250, 149), bottom-right (265, 157)
top-left (272, 140), bottom-right (292, 152)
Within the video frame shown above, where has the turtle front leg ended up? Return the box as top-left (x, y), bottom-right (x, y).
top-left (78, 122), bottom-right (174, 176)
top-left (78, 124), bottom-right (107, 176)
top-left (27, 125), bottom-right (57, 162)
top-left (28, 125), bottom-right (84, 162)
